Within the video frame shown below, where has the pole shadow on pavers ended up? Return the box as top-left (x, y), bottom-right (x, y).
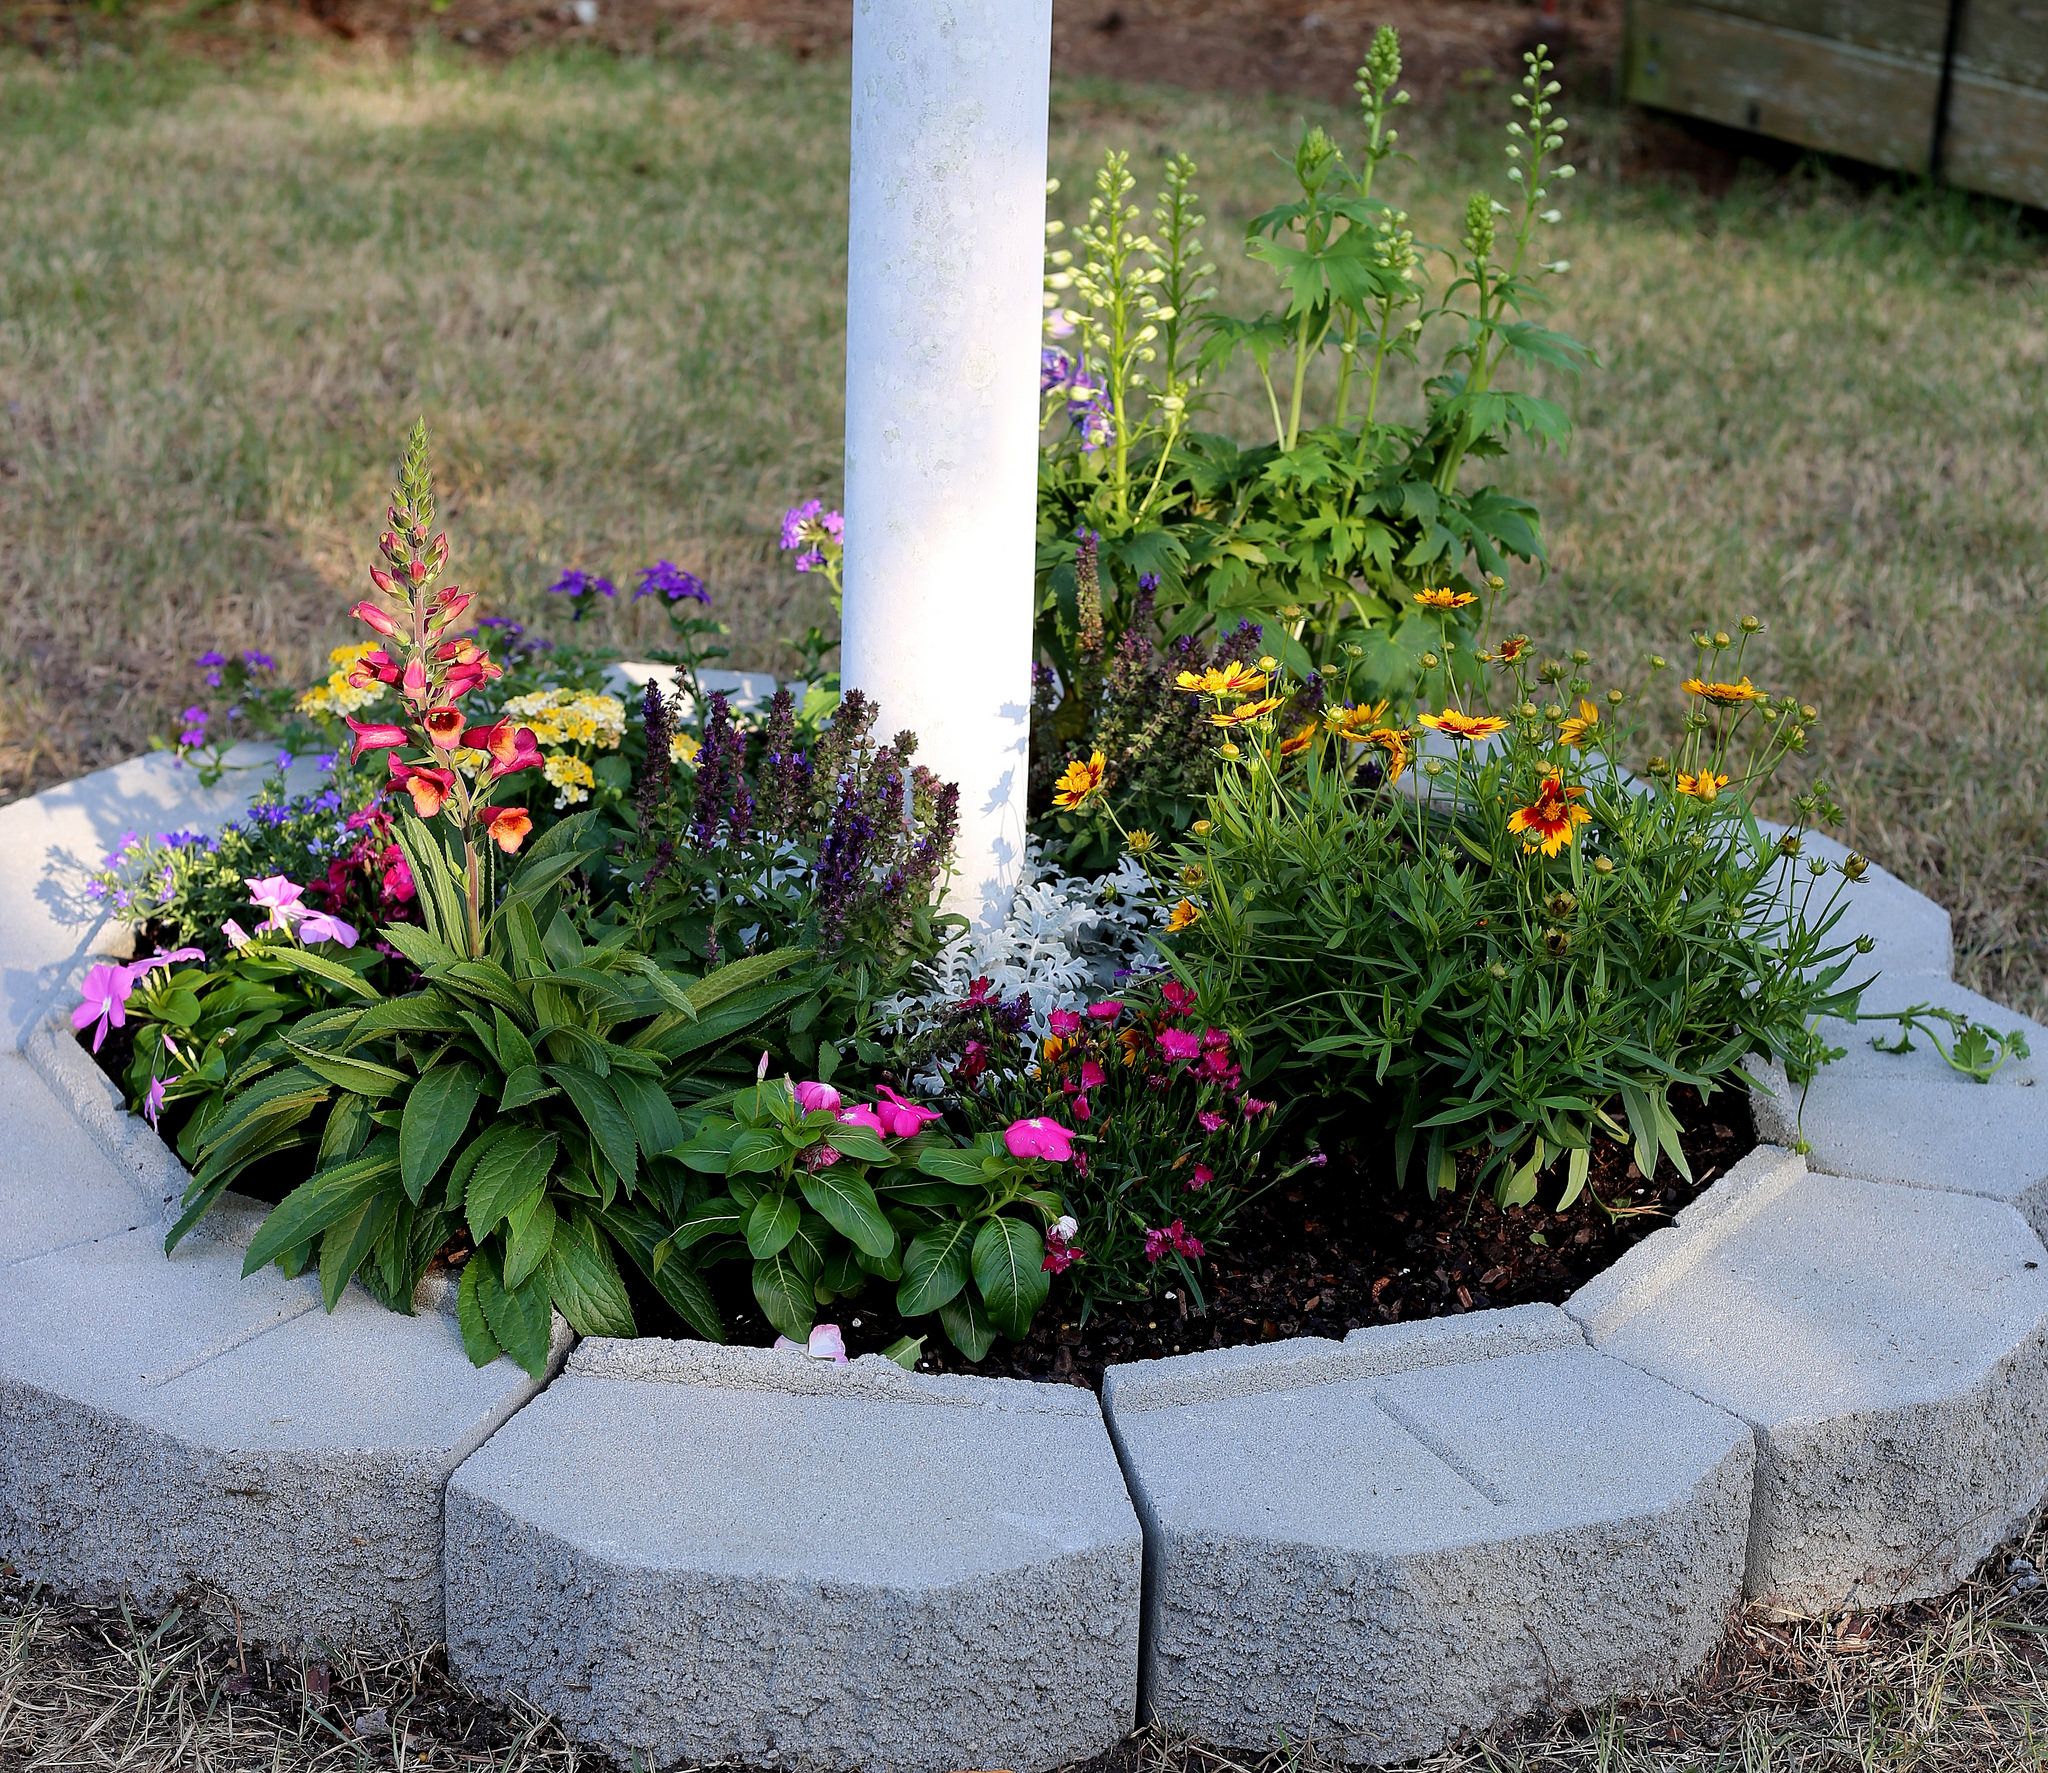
top-left (444, 1338), bottom-right (1143, 1773)
top-left (0, 769), bottom-right (567, 1653)
top-left (1098, 1303), bottom-right (1755, 1765)
top-left (1569, 1146), bottom-right (2048, 1616)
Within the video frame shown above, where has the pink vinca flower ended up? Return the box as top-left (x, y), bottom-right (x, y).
top-left (1005, 1117), bottom-right (1076, 1163)
top-left (873, 1086), bottom-right (942, 1139)
top-left (836, 1103), bottom-right (888, 1136)
top-left (793, 1080), bottom-right (842, 1115)
top-left (773, 1324), bottom-right (850, 1365)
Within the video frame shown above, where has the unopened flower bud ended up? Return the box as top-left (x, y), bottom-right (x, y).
top-left (1843, 853), bottom-right (1870, 881)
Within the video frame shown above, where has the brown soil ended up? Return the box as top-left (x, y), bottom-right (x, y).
top-left (8, 0), bottom-right (1623, 107)
top-left (726, 1085), bottom-right (1756, 1388)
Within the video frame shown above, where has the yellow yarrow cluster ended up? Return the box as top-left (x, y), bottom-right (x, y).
top-left (502, 689), bottom-right (627, 750)
top-left (543, 753), bottom-right (597, 808)
top-left (670, 732), bottom-right (701, 765)
top-left (297, 642), bottom-right (385, 718)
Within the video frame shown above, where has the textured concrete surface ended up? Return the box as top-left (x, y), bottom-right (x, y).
top-left (1102, 1308), bottom-right (1754, 1764)
top-left (1574, 1168), bottom-right (2048, 1614)
top-left (0, 748), bottom-right (312, 1052)
top-left (0, 1055), bottom-right (157, 1264)
top-left (0, 1197), bottom-right (565, 1648)
top-left (1750, 1061), bottom-right (2048, 1239)
top-left (447, 1338), bottom-right (1141, 1773)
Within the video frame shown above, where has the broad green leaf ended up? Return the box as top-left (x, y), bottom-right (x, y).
top-left (597, 1204), bottom-right (725, 1343)
top-left (474, 1252), bottom-right (554, 1380)
top-left (399, 1062), bottom-right (480, 1204)
top-left (318, 1191), bottom-right (396, 1311)
top-left (752, 1250), bottom-right (815, 1340)
top-left (377, 922), bottom-right (464, 975)
top-left (609, 1070), bottom-right (684, 1158)
top-left (896, 1219), bottom-right (975, 1317)
top-left (550, 1064), bottom-right (639, 1187)
top-left (501, 1188), bottom-right (558, 1290)
top-left (465, 1128), bottom-right (558, 1242)
top-left (242, 1141), bottom-right (400, 1276)
top-left (939, 1289), bottom-right (997, 1362)
top-left (455, 1256), bottom-right (499, 1367)
top-left (541, 1213), bottom-right (635, 1338)
top-left (798, 1168), bottom-right (895, 1259)
top-left (971, 1216), bottom-right (1050, 1339)
top-left (258, 943), bottom-right (382, 1002)
top-left (745, 1189), bottom-right (800, 1260)
top-left (282, 1038), bottom-right (407, 1098)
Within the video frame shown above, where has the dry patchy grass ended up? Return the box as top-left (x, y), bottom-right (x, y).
top-left (0, 40), bottom-right (2043, 1006)
top-left (6, 1516), bottom-right (2048, 1771)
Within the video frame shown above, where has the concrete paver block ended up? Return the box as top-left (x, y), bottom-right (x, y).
top-left (0, 1056), bottom-right (158, 1264)
top-left (1101, 1308), bottom-right (1754, 1764)
top-left (446, 1338), bottom-right (1142, 1773)
top-left (0, 1204), bottom-right (563, 1647)
top-left (1751, 1061), bottom-right (2048, 1240)
top-left (1572, 1163), bottom-right (2048, 1614)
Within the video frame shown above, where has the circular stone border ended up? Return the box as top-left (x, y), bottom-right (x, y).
top-left (3, 730), bottom-right (2046, 1772)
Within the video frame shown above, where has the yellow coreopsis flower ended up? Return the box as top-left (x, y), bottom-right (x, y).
top-left (1674, 770), bottom-right (1730, 801)
top-left (1414, 586), bottom-right (1477, 610)
top-left (1418, 708), bottom-right (1511, 742)
top-left (1557, 698), bottom-right (1601, 748)
top-left (1681, 676), bottom-right (1764, 706)
top-left (1507, 770), bottom-right (1592, 858)
top-left (1053, 750), bottom-right (1107, 811)
top-left (1165, 898), bottom-right (1203, 933)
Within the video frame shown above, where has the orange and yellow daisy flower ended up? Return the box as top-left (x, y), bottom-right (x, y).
top-left (1414, 586), bottom-right (1477, 610)
top-left (1507, 770), bottom-right (1592, 858)
top-left (1681, 676), bottom-right (1765, 705)
top-left (1363, 726), bottom-right (1411, 784)
top-left (1674, 769), bottom-right (1730, 801)
top-left (1556, 698), bottom-right (1602, 748)
top-left (1418, 708), bottom-right (1511, 742)
top-left (1053, 750), bottom-right (1107, 811)
top-left (1277, 720), bottom-right (1318, 759)
top-left (1480, 634), bottom-right (1531, 665)
top-left (1165, 898), bottom-right (1204, 933)
top-left (1174, 661), bottom-right (1270, 698)
top-left (1208, 695), bottom-right (1286, 729)
top-left (1323, 700), bottom-right (1392, 742)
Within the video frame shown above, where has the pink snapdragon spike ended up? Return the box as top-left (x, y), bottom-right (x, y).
top-left (245, 875), bottom-right (305, 935)
top-left (872, 1085), bottom-right (942, 1139)
top-left (344, 716), bottom-right (408, 761)
top-left (773, 1325), bottom-right (850, 1365)
top-left (793, 1079), bottom-right (842, 1115)
top-left (1004, 1117), bottom-right (1076, 1163)
top-left (350, 599), bottom-right (399, 638)
top-left (836, 1103), bottom-right (888, 1136)
top-left (71, 963), bottom-right (134, 1052)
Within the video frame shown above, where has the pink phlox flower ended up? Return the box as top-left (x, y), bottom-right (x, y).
top-left (71, 963), bottom-right (133, 1052)
top-left (245, 875), bottom-right (306, 935)
top-left (143, 1074), bottom-right (167, 1129)
top-left (295, 910), bottom-right (359, 948)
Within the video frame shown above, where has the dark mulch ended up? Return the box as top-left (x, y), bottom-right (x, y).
top-left (729, 1085), bottom-right (1757, 1388)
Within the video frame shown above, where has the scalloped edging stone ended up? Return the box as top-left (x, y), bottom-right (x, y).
top-left (1570, 1149), bottom-right (2048, 1615)
top-left (6, 741), bottom-right (2048, 1767)
top-left (1099, 1305), bottom-right (1756, 1764)
top-left (444, 1337), bottom-right (1144, 1773)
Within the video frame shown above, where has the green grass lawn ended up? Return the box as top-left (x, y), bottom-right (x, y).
top-left (2, 34), bottom-right (2044, 1011)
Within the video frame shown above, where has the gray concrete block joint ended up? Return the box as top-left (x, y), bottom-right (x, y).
top-left (3, 750), bottom-right (2046, 1770)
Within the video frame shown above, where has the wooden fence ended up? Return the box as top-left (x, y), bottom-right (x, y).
top-left (1623, 0), bottom-right (2046, 206)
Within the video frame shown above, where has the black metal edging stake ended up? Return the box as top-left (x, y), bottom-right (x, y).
top-left (1930, 0), bottom-right (1973, 184)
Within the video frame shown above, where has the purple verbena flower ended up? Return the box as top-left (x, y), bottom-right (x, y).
top-left (546, 568), bottom-right (617, 599)
top-left (635, 560), bottom-right (710, 603)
